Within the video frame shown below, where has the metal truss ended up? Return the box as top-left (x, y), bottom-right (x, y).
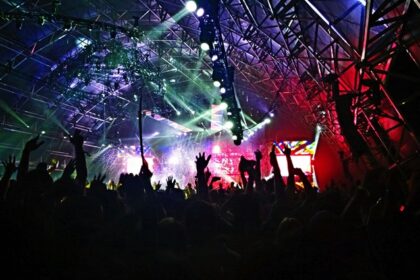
top-left (353, 0), bottom-right (420, 171)
top-left (248, 0), bottom-right (420, 170)
top-left (0, 0), bottom-right (419, 169)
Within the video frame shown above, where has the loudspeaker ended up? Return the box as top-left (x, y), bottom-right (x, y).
top-left (330, 78), bottom-right (369, 158)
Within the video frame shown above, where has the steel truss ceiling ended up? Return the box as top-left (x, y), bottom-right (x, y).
top-left (0, 0), bottom-right (419, 171)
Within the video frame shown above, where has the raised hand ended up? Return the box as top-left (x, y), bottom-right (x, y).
top-left (2, 155), bottom-right (17, 176)
top-left (154, 180), bottom-right (162, 191)
top-left (47, 160), bottom-right (59, 173)
top-left (239, 156), bottom-right (247, 173)
top-left (269, 145), bottom-right (278, 167)
top-left (24, 135), bottom-right (44, 151)
top-left (195, 152), bottom-right (211, 172)
top-left (69, 130), bottom-right (84, 147)
top-left (62, 159), bottom-right (76, 179)
top-left (166, 176), bottom-right (176, 190)
top-left (90, 173), bottom-right (107, 193)
top-left (140, 156), bottom-right (153, 178)
top-left (283, 145), bottom-right (291, 156)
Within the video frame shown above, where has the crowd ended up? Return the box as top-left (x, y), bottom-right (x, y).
top-left (1, 131), bottom-right (419, 280)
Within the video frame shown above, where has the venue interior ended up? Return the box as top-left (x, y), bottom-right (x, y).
top-left (1, 1), bottom-right (420, 279)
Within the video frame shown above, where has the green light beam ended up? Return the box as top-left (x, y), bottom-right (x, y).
top-left (43, 108), bottom-right (70, 134)
top-left (0, 99), bottom-right (29, 128)
top-left (146, 8), bottom-right (189, 40)
top-left (88, 145), bottom-right (111, 163)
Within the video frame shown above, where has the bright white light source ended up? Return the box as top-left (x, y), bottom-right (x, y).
top-left (219, 102), bottom-right (228, 110)
top-left (127, 156), bottom-right (154, 174)
top-left (176, 111), bottom-right (181, 116)
top-left (232, 135), bottom-right (238, 140)
top-left (224, 121), bottom-right (234, 129)
top-left (220, 87), bottom-right (226, 94)
top-left (212, 145), bottom-right (221, 154)
top-left (264, 118), bottom-right (271, 124)
top-left (211, 54), bottom-right (218, 61)
top-left (196, 8), bottom-right (205, 17)
top-left (185, 1), bottom-right (197, 12)
top-left (200, 42), bottom-right (210, 51)
top-left (277, 155), bottom-right (311, 177)
top-left (41, 130), bottom-right (46, 134)
top-left (317, 124), bottom-right (322, 131)
top-left (213, 80), bottom-right (221, 88)
top-left (269, 112), bottom-right (275, 117)
top-left (168, 150), bottom-right (182, 165)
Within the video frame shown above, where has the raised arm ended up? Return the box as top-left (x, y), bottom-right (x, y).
top-left (294, 168), bottom-right (315, 198)
top-left (140, 156), bottom-right (154, 194)
top-left (1, 155), bottom-right (17, 200)
top-left (283, 146), bottom-right (296, 192)
top-left (69, 130), bottom-right (87, 186)
top-left (239, 156), bottom-right (248, 188)
top-left (254, 150), bottom-right (262, 189)
top-left (269, 145), bottom-right (285, 197)
top-left (245, 164), bottom-right (256, 194)
top-left (195, 152), bottom-right (211, 199)
top-left (17, 135), bottom-right (44, 183)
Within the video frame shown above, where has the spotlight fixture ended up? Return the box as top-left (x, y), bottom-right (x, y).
top-left (233, 138), bottom-right (242, 146)
top-left (196, 8), bottom-right (205, 17)
top-left (269, 112), bottom-right (275, 117)
top-left (224, 121), bottom-right (234, 129)
top-left (219, 102), bottom-right (228, 110)
top-left (316, 124), bottom-right (322, 131)
top-left (185, 1), bottom-right (198, 12)
top-left (196, 0), bottom-right (243, 145)
top-left (200, 42), bottom-right (210, 51)
top-left (264, 118), bottom-right (271, 124)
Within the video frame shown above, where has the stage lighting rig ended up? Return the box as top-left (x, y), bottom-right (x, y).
top-left (194, 0), bottom-right (244, 145)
